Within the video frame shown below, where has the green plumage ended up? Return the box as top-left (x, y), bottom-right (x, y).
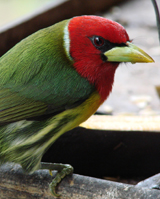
top-left (0, 111), bottom-right (76, 172)
top-left (0, 19), bottom-right (96, 178)
top-left (0, 19), bottom-right (94, 123)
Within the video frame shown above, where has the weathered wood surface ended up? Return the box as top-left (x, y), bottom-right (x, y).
top-left (0, 163), bottom-right (160, 199)
top-left (0, 0), bottom-right (127, 56)
top-left (136, 173), bottom-right (160, 190)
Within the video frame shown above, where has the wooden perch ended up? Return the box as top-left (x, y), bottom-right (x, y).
top-left (0, 163), bottom-right (160, 199)
top-left (136, 173), bottom-right (160, 190)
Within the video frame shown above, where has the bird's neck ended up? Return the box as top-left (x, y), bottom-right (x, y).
top-left (95, 62), bottom-right (118, 103)
top-left (74, 60), bottom-right (118, 103)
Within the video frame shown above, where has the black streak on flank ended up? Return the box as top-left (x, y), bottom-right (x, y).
top-left (20, 113), bottom-right (79, 151)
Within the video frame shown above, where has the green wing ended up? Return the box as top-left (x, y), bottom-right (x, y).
top-left (0, 20), bottom-right (94, 124)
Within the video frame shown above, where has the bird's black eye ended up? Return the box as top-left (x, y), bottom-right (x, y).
top-left (93, 36), bottom-right (105, 47)
top-left (90, 36), bottom-right (128, 54)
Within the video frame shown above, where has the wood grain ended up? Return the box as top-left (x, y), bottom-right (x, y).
top-left (0, 163), bottom-right (160, 199)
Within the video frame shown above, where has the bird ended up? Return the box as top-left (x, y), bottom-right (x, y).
top-left (0, 15), bottom-right (154, 196)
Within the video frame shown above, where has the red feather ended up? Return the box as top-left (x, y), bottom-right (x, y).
top-left (68, 16), bottom-right (129, 102)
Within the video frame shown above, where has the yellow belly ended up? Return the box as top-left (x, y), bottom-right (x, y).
top-left (41, 91), bottom-right (102, 150)
top-left (51, 91), bottom-right (101, 130)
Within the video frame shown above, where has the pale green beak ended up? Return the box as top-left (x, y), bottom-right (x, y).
top-left (104, 42), bottom-right (154, 63)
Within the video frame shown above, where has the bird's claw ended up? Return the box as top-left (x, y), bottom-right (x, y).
top-left (40, 162), bottom-right (73, 197)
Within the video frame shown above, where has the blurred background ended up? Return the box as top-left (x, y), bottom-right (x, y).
top-left (100, 0), bottom-right (160, 116)
top-left (0, 0), bottom-right (54, 27)
top-left (0, 0), bottom-right (159, 116)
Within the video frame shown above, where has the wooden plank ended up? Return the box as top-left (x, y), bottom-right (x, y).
top-left (80, 115), bottom-right (160, 131)
top-left (136, 173), bottom-right (160, 189)
top-left (0, 0), bottom-right (127, 56)
top-left (0, 163), bottom-right (160, 199)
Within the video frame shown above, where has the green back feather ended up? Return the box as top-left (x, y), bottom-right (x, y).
top-left (0, 19), bottom-right (95, 123)
top-left (0, 19), bottom-right (98, 173)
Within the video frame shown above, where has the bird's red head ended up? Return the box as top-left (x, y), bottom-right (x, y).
top-left (65, 16), bottom-right (129, 102)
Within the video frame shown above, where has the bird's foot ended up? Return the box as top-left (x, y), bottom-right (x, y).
top-left (40, 162), bottom-right (73, 197)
